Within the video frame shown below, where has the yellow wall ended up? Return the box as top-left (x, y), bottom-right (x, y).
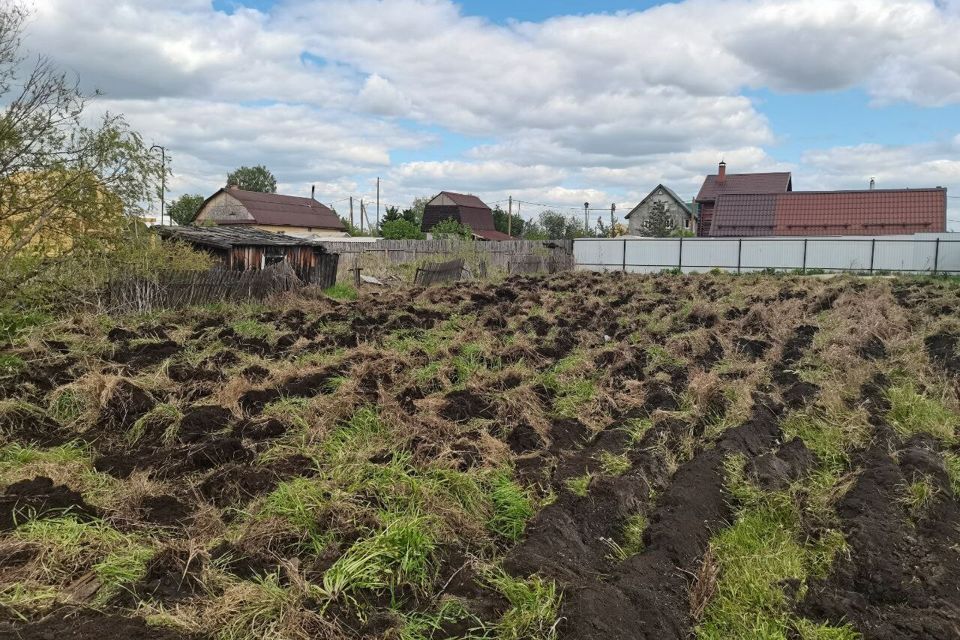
top-left (251, 225), bottom-right (349, 238)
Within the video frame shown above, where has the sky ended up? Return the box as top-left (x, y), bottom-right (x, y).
top-left (22, 0), bottom-right (960, 227)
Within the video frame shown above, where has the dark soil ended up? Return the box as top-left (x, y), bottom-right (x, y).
top-left (799, 442), bottom-right (960, 638)
top-left (178, 406), bottom-right (234, 443)
top-left (1, 608), bottom-right (198, 639)
top-left (140, 494), bottom-right (193, 527)
top-left (0, 477), bottom-right (99, 531)
top-left (925, 332), bottom-right (960, 375)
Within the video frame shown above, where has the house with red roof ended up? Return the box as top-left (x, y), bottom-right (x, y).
top-left (420, 191), bottom-right (512, 240)
top-left (194, 185), bottom-right (348, 238)
top-left (696, 162), bottom-right (946, 237)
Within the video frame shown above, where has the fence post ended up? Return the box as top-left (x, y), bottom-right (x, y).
top-left (737, 239), bottom-right (742, 274)
top-left (678, 236), bottom-right (684, 270)
top-left (802, 239), bottom-right (808, 274)
top-left (622, 239), bottom-right (627, 273)
top-left (869, 238), bottom-right (876, 275)
top-left (933, 238), bottom-right (940, 275)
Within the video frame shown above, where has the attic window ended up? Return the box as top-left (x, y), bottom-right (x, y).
top-left (657, 189), bottom-right (663, 195)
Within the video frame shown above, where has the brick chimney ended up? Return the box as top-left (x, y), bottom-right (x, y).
top-left (718, 161), bottom-right (726, 185)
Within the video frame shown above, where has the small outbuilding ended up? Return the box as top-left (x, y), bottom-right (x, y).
top-left (157, 225), bottom-right (338, 284)
top-left (420, 191), bottom-right (512, 240)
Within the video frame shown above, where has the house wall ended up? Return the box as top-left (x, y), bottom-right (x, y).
top-left (627, 189), bottom-right (692, 235)
top-left (696, 202), bottom-right (715, 237)
top-left (428, 194), bottom-right (458, 206)
top-left (195, 192), bottom-right (252, 224)
top-left (228, 245), bottom-right (324, 280)
top-left (250, 225), bottom-right (349, 238)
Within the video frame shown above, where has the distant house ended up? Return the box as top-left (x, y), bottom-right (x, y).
top-left (194, 185), bottom-right (348, 238)
top-left (625, 184), bottom-right (697, 235)
top-left (695, 162), bottom-right (946, 237)
top-left (695, 162), bottom-right (793, 236)
top-left (157, 225), bottom-right (335, 282)
top-left (420, 191), bottom-right (512, 240)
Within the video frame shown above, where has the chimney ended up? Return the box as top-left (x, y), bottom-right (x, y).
top-left (311, 185), bottom-right (316, 200)
top-left (869, 177), bottom-right (875, 190)
top-left (718, 161), bottom-right (726, 184)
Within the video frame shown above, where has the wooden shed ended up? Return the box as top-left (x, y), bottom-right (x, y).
top-left (157, 225), bottom-right (339, 286)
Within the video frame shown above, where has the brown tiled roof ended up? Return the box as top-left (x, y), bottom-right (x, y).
top-left (439, 191), bottom-right (491, 210)
top-left (773, 189), bottom-right (947, 235)
top-left (710, 194), bottom-right (779, 236)
top-left (696, 172), bottom-right (793, 202)
top-left (207, 188), bottom-right (345, 230)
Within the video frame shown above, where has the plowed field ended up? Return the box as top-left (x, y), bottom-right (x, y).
top-left (1, 272), bottom-right (958, 640)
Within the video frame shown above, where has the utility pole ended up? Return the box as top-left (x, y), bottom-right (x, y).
top-left (584, 202), bottom-right (590, 235)
top-left (349, 196), bottom-right (354, 231)
top-left (376, 177), bottom-right (380, 229)
top-left (507, 196), bottom-right (513, 237)
top-left (610, 203), bottom-right (616, 237)
top-left (149, 145), bottom-right (166, 225)
top-left (360, 198), bottom-right (364, 234)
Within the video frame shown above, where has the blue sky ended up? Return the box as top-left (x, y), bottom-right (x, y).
top-left (32, 0), bottom-right (960, 225)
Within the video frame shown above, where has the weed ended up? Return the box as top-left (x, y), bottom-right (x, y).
top-left (231, 319), bottom-right (272, 340)
top-left (261, 477), bottom-right (330, 547)
top-left (0, 584), bottom-right (60, 621)
top-left (215, 572), bottom-right (310, 640)
top-left (489, 571), bottom-right (561, 640)
top-left (597, 450), bottom-right (631, 476)
top-left (0, 354), bottom-right (24, 376)
top-left (900, 476), bottom-right (939, 519)
top-left (886, 382), bottom-right (957, 442)
top-left (488, 472), bottom-right (533, 541)
top-left (622, 417), bottom-right (653, 443)
top-left (604, 513), bottom-right (647, 560)
top-left (781, 409), bottom-right (868, 473)
top-left (262, 396), bottom-right (311, 429)
top-left (321, 513), bottom-right (437, 603)
top-left (324, 283), bottom-right (358, 301)
top-left (47, 388), bottom-right (92, 426)
top-left (564, 472), bottom-right (592, 497)
top-left (324, 406), bottom-right (384, 462)
top-left (944, 452), bottom-right (960, 496)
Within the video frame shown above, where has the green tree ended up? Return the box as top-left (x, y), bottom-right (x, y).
top-left (0, 5), bottom-right (169, 302)
top-left (380, 218), bottom-right (425, 240)
top-left (167, 193), bottom-right (205, 225)
top-left (430, 218), bottom-right (474, 240)
top-left (492, 206), bottom-right (524, 237)
top-left (640, 202), bottom-right (676, 237)
top-left (227, 165), bottom-right (277, 193)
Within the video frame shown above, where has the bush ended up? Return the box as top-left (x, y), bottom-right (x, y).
top-left (429, 219), bottom-right (474, 240)
top-left (380, 219), bottom-right (425, 240)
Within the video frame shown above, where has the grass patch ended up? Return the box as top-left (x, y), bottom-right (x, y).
top-left (564, 472), bottom-right (592, 497)
top-left (944, 452), bottom-right (960, 496)
top-left (261, 396), bottom-right (311, 429)
top-left (128, 403), bottom-right (182, 444)
top-left (260, 477), bottom-right (331, 551)
top-left (488, 472), bottom-right (534, 541)
top-left (540, 355), bottom-right (596, 419)
top-left (320, 513), bottom-right (437, 604)
top-left (489, 571), bottom-right (561, 640)
top-left (231, 319), bottom-right (273, 340)
top-left (596, 451), bottom-right (631, 476)
top-left (324, 283), bottom-right (358, 301)
top-left (886, 382), bottom-right (956, 442)
top-left (900, 476), bottom-right (939, 519)
top-left (47, 388), bottom-right (91, 426)
top-left (0, 354), bottom-right (25, 376)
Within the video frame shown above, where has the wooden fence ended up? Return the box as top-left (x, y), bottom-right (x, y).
top-left (315, 239), bottom-right (573, 281)
top-left (105, 257), bottom-right (339, 314)
top-left (414, 258), bottom-right (465, 286)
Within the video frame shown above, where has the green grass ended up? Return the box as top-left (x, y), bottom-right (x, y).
top-left (324, 283), bottom-right (358, 301)
top-left (0, 354), bottom-right (24, 376)
top-left (540, 356), bottom-right (596, 419)
top-left (320, 513), bottom-right (437, 603)
top-left (900, 476), bottom-right (939, 519)
top-left (489, 571), bottom-right (561, 640)
top-left (944, 452), bottom-right (960, 496)
top-left (261, 396), bottom-right (311, 429)
top-left (621, 513), bottom-right (647, 556)
top-left (215, 572), bottom-right (304, 640)
top-left (564, 473), bottom-right (592, 497)
top-left (398, 599), bottom-right (479, 640)
top-left (128, 403), bottom-right (182, 444)
top-left (488, 472), bottom-right (534, 541)
top-left (324, 406), bottom-right (385, 462)
top-left (621, 417), bottom-right (653, 443)
top-left (781, 409), bottom-right (868, 473)
top-left (231, 319), bottom-right (273, 340)
top-left (47, 388), bottom-right (90, 426)
top-left (597, 451), bottom-right (631, 476)
top-left (261, 477), bottom-right (330, 550)
top-left (886, 382), bottom-right (957, 442)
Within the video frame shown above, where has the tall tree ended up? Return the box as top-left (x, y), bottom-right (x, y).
top-left (492, 205), bottom-right (524, 236)
top-left (167, 193), bottom-right (205, 225)
top-left (0, 5), bottom-right (165, 299)
top-left (226, 165), bottom-right (277, 193)
top-left (640, 202), bottom-right (676, 238)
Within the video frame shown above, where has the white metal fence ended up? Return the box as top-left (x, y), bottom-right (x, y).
top-left (574, 234), bottom-right (960, 275)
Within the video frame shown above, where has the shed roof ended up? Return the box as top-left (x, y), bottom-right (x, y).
top-left (436, 191), bottom-right (491, 210)
top-left (202, 188), bottom-right (345, 230)
top-left (773, 189), bottom-right (947, 235)
top-left (157, 225), bottom-right (324, 250)
top-left (696, 172), bottom-right (793, 202)
top-left (709, 189), bottom-right (947, 237)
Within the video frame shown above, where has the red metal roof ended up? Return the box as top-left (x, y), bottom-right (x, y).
top-left (208, 188), bottom-right (345, 230)
top-left (710, 194), bottom-right (779, 236)
top-left (696, 172), bottom-right (793, 202)
top-left (773, 189), bottom-right (946, 235)
top-left (708, 189), bottom-right (946, 237)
